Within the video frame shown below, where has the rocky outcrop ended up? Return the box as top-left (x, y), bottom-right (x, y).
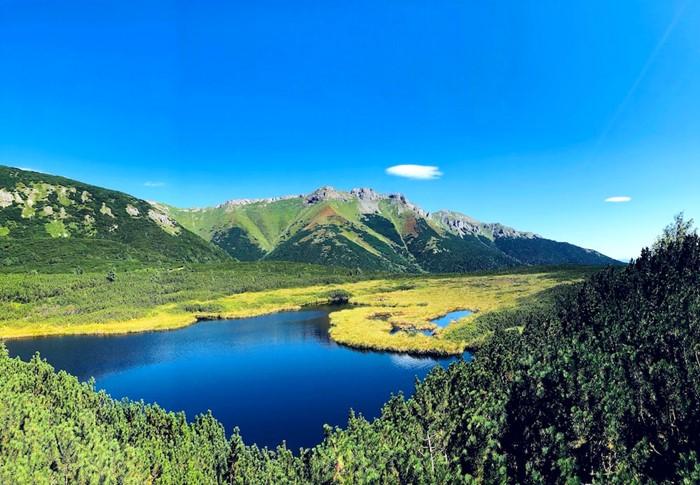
top-left (430, 210), bottom-right (538, 239)
top-left (0, 189), bottom-right (13, 208)
top-left (147, 209), bottom-right (180, 235)
top-left (350, 187), bottom-right (383, 201)
top-left (387, 193), bottom-right (428, 218)
top-left (483, 223), bottom-right (537, 239)
top-left (305, 186), bottom-right (351, 205)
top-left (218, 194), bottom-right (300, 209)
top-left (125, 204), bottom-right (140, 217)
top-left (350, 188), bottom-right (384, 213)
top-left (431, 211), bottom-right (482, 237)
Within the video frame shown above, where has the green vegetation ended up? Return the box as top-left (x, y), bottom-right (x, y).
top-left (326, 268), bottom-right (590, 355)
top-left (0, 261), bottom-right (368, 338)
top-left (0, 348), bottom-right (230, 483)
top-left (0, 262), bottom-right (586, 354)
top-left (325, 288), bottom-right (351, 305)
top-left (402, 216), bottom-right (517, 272)
top-left (1, 217), bottom-right (698, 482)
top-left (165, 186), bottom-right (620, 272)
top-left (0, 166), bottom-right (620, 274)
top-left (0, 166), bottom-right (229, 269)
top-left (266, 223), bottom-right (418, 273)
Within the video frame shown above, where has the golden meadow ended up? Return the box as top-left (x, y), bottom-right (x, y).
top-left (0, 263), bottom-right (590, 355)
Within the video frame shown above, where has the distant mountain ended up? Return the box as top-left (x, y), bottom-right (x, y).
top-left (0, 166), bottom-right (229, 269)
top-left (164, 186), bottom-right (620, 272)
top-left (0, 166), bottom-right (618, 273)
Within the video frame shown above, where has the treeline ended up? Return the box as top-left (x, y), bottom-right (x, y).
top-left (0, 261), bottom-right (368, 327)
top-left (2, 217), bottom-right (700, 483)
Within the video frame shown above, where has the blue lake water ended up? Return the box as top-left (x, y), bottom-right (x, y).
top-left (391, 309), bottom-right (474, 336)
top-left (431, 309), bottom-right (473, 328)
top-left (4, 309), bottom-right (471, 450)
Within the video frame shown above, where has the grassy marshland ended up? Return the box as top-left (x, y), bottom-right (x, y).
top-left (327, 270), bottom-right (583, 355)
top-left (0, 263), bottom-right (590, 354)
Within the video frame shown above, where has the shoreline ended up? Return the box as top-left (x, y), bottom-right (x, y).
top-left (0, 303), bottom-right (468, 357)
top-left (0, 270), bottom-right (584, 355)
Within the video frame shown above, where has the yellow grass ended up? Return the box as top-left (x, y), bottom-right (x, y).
top-left (0, 270), bottom-right (585, 354)
top-left (327, 272), bottom-right (577, 355)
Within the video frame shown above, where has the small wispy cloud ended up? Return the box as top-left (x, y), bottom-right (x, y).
top-left (386, 164), bottom-right (442, 180)
top-left (605, 196), bottom-right (632, 203)
top-left (144, 181), bottom-right (166, 187)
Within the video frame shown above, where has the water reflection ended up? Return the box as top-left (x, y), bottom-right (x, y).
top-left (4, 310), bottom-right (471, 450)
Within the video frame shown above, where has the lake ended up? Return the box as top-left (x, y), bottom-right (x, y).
top-left (4, 309), bottom-right (471, 450)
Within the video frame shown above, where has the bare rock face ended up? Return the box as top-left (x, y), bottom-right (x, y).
top-left (483, 223), bottom-right (537, 239)
top-left (387, 193), bottom-right (428, 218)
top-left (430, 210), bottom-right (538, 239)
top-left (147, 208), bottom-right (180, 235)
top-left (304, 186), bottom-right (350, 205)
top-left (217, 194), bottom-right (300, 209)
top-left (0, 189), bottom-right (13, 208)
top-left (350, 187), bottom-right (383, 201)
top-left (431, 211), bottom-right (482, 236)
top-left (125, 204), bottom-right (140, 217)
top-left (350, 187), bottom-right (384, 213)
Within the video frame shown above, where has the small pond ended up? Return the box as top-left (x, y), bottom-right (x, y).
top-left (432, 309), bottom-right (473, 328)
top-left (391, 309), bottom-right (474, 336)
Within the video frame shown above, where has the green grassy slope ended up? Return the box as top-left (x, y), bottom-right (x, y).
top-left (494, 235), bottom-right (623, 265)
top-left (166, 187), bottom-right (621, 273)
top-left (0, 166), bottom-right (229, 270)
top-left (403, 218), bottom-right (520, 272)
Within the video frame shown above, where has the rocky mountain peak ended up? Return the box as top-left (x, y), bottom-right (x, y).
top-left (218, 194), bottom-right (299, 209)
top-left (305, 186), bottom-right (351, 205)
top-left (386, 192), bottom-right (428, 218)
top-left (350, 187), bottom-right (383, 201)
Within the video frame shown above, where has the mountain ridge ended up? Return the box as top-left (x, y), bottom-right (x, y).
top-left (0, 166), bottom-right (229, 270)
top-left (0, 165), bottom-right (620, 273)
top-left (164, 185), bottom-right (620, 272)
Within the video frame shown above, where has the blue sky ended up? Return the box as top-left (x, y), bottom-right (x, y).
top-left (1, 0), bottom-right (699, 260)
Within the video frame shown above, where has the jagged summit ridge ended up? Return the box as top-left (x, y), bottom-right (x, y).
top-left (430, 210), bottom-right (537, 239)
top-left (166, 184), bottom-right (619, 272)
top-left (217, 186), bottom-right (429, 217)
top-left (210, 185), bottom-right (545, 242)
top-left (217, 194), bottom-right (299, 209)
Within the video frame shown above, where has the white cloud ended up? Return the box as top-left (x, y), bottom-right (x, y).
top-left (144, 181), bottom-right (166, 187)
top-left (385, 164), bottom-right (442, 180)
top-left (605, 196), bottom-right (632, 203)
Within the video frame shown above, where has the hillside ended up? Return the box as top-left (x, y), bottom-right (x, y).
top-left (165, 186), bottom-right (620, 272)
top-left (1, 218), bottom-right (697, 483)
top-left (0, 166), bottom-right (229, 270)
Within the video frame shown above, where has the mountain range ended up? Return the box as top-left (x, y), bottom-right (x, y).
top-left (0, 166), bottom-right (619, 272)
top-left (163, 186), bottom-right (620, 272)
